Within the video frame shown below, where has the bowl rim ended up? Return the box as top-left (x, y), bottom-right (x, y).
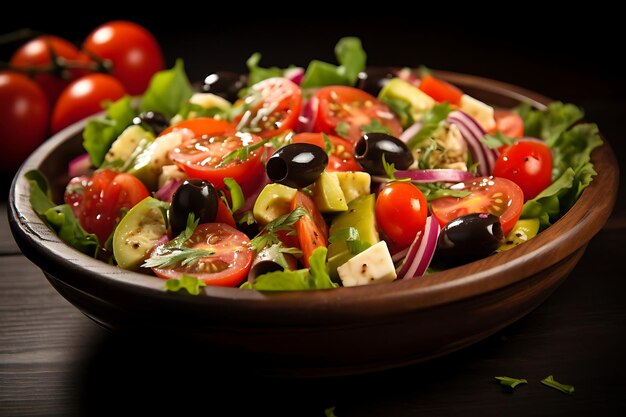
top-left (8, 70), bottom-right (619, 323)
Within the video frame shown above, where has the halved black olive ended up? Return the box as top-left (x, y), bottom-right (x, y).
top-left (354, 132), bottom-right (414, 175)
top-left (266, 143), bottom-right (328, 188)
top-left (436, 213), bottom-right (504, 266)
top-left (169, 179), bottom-right (219, 236)
top-left (132, 111), bottom-right (169, 136)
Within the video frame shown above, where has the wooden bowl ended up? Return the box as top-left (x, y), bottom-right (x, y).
top-left (8, 71), bottom-right (619, 377)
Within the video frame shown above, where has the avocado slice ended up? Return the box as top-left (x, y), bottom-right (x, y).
top-left (113, 197), bottom-right (168, 270)
top-left (497, 218), bottom-right (540, 252)
top-left (327, 194), bottom-right (380, 279)
top-left (334, 171), bottom-right (371, 204)
top-left (378, 78), bottom-right (435, 121)
top-left (253, 183), bottom-right (298, 226)
top-left (312, 172), bottom-right (348, 213)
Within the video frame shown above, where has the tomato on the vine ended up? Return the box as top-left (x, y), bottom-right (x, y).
top-left (430, 176), bottom-right (524, 234)
top-left (151, 223), bottom-right (253, 287)
top-left (83, 21), bottom-right (164, 95)
top-left (310, 86), bottom-right (402, 143)
top-left (493, 140), bottom-right (553, 200)
top-left (292, 133), bottom-right (362, 172)
top-left (232, 77), bottom-right (302, 139)
top-left (376, 182), bottom-right (428, 248)
top-left (0, 72), bottom-right (49, 172)
top-left (10, 35), bottom-right (90, 105)
top-left (65, 169), bottom-right (149, 245)
top-left (51, 73), bottom-right (126, 133)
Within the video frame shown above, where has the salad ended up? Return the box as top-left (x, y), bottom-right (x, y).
top-left (27, 37), bottom-right (603, 293)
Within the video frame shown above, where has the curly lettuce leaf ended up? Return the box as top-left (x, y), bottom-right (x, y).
top-left (521, 168), bottom-right (575, 227)
top-left (83, 96), bottom-right (136, 167)
top-left (140, 59), bottom-right (193, 119)
top-left (515, 102), bottom-right (584, 146)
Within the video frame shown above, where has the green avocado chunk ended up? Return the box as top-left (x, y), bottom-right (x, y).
top-left (312, 172), bottom-right (349, 213)
top-left (327, 194), bottom-right (380, 279)
top-left (253, 183), bottom-right (298, 226)
top-left (378, 78), bottom-right (435, 121)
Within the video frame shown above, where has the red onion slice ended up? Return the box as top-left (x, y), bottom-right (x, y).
top-left (447, 110), bottom-right (498, 176)
top-left (284, 67), bottom-right (305, 85)
top-left (68, 153), bottom-right (92, 178)
top-left (296, 97), bottom-right (317, 132)
top-left (399, 122), bottom-right (423, 143)
top-left (395, 169), bottom-right (474, 183)
top-left (240, 171), bottom-right (270, 213)
top-left (155, 179), bottom-right (182, 203)
top-left (396, 216), bottom-right (440, 279)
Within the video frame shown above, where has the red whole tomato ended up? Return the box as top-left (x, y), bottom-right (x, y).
top-left (10, 35), bottom-right (91, 105)
top-left (376, 182), bottom-right (428, 248)
top-left (419, 75), bottom-right (463, 105)
top-left (290, 191), bottom-right (328, 268)
top-left (169, 131), bottom-right (265, 194)
top-left (0, 72), bottom-right (49, 172)
top-left (292, 133), bottom-right (361, 171)
top-left (310, 86), bottom-right (402, 143)
top-left (83, 21), bottom-right (163, 95)
top-left (493, 140), bottom-right (553, 200)
top-left (151, 223), bottom-right (253, 287)
top-left (494, 110), bottom-right (524, 139)
top-left (430, 176), bottom-right (524, 234)
top-left (65, 169), bottom-right (149, 245)
top-left (51, 73), bottom-right (126, 133)
top-left (233, 77), bottom-right (302, 139)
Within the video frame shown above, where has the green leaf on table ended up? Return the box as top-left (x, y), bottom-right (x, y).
top-left (495, 376), bottom-right (528, 389)
top-left (140, 59), bottom-right (193, 119)
top-left (540, 375), bottom-right (575, 394)
top-left (164, 274), bottom-right (206, 295)
top-left (83, 96), bottom-right (136, 167)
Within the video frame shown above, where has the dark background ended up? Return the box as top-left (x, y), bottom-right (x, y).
top-left (1, 12), bottom-right (625, 416)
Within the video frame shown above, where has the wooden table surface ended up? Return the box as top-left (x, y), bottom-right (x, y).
top-left (2, 16), bottom-right (626, 417)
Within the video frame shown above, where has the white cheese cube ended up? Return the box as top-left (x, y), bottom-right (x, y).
top-left (337, 241), bottom-right (397, 287)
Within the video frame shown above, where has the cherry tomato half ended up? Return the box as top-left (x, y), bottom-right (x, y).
top-left (51, 74), bottom-right (126, 133)
top-left (159, 117), bottom-right (233, 137)
top-left (311, 86), bottom-right (402, 143)
top-left (83, 21), bottom-right (164, 95)
top-left (430, 176), bottom-right (524, 235)
top-left (65, 169), bottom-right (149, 246)
top-left (418, 75), bottom-right (463, 105)
top-left (292, 133), bottom-right (362, 172)
top-left (291, 191), bottom-right (328, 268)
top-left (494, 110), bottom-right (524, 139)
top-left (376, 182), bottom-right (428, 248)
top-left (233, 77), bottom-right (302, 139)
top-left (493, 140), bottom-right (553, 200)
top-left (151, 223), bottom-right (253, 287)
top-left (0, 72), bottom-right (49, 172)
top-left (10, 35), bottom-right (90, 105)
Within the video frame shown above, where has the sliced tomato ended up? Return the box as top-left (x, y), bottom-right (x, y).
top-left (233, 77), bottom-right (302, 139)
top-left (292, 132), bottom-right (362, 172)
top-left (159, 117), bottom-right (233, 137)
top-left (152, 223), bottom-right (252, 287)
top-left (311, 86), bottom-right (402, 143)
top-left (65, 170), bottom-right (149, 246)
top-left (169, 132), bottom-right (265, 193)
top-left (290, 191), bottom-right (328, 268)
top-left (215, 198), bottom-right (236, 228)
top-left (430, 176), bottom-right (524, 234)
top-left (419, 75), bottom-right (463, 105)
top-left (494, 140), bottom-right (553, 201)
top-left (376, 182), bottom-right (428, 248)
top-left (494, 110), bottom-right (524, 138)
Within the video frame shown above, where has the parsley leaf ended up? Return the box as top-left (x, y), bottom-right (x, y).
top-left (216, 139), bottom-right (268, 168)
top-left (250, 207), bottom-right (308, 252)
top-left (541, 375), bottom-right (575, 394)
top-left (380, 96), bottom-right (414, 128)
top-left (381, 154), bottom-right (410, 183)
top-left (335, 122), bottom-right (351, 139)
top-left (322, 133), bottom-right (334, 155)
top-left (140, 59), bottom-right (193, 119)
top-left (406, 103), bottom-right (453, 150)
top-left (417, 182), bottom-right (470, 202)
top-left (495, 376), bottom-right (528, 389)
top-left (164, 274), bottom-right (206, 295)
top-left (328, 227), bottom-right (371, 255)
top-left (360, 119), bottom-right (391, 135)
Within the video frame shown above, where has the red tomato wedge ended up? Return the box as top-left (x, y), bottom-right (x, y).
top-left (494, 110), bottom-right (525, 139)
top-left (310, 86), bottom-right (402, 143)
top-left (233, 77), bottom-right (302, 139)
top-left (292, 133), bottom-right (362, 172)
top-left (430, 176), bottom-right (524, 234)
top-left (290, 191), bottom-right (328, 268)
top-left (151, 223), bottom-right (252, 287)
top-left (419, 75), bottom-right (463, 105)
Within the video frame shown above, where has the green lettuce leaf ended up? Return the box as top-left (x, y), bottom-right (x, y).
top-left (521, 168), bottom-right (575, 227)
top-left (246, 53), bottom-right (284, 86)
top-left (301, 37), bottom-right (366, 88)
top-left (140, 59), bottom-right (193, 119)
top-left (515, 102), bottom-right (584, 146)
top-left (26, 170), bottom-right (99, 257)
top-left (164, 274), bottom-right (206, 295)
top-left (83, 96), bottom-right (136, 167)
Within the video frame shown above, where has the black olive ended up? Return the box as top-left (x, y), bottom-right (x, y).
top-left (354, 132), bottom-right (414, 175)
top-left (169, 179), bottom-right (219, 236)
top-left (201, 71), bottom-right (247, 102)
top-left (266, 143), bottom-right (328, 188)
top-left (133, 111), bottom-right (169, 136)
top-left (356, 68), bottom-right (395, 96)
top-left (436, 213), bottom-right (504, 266)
